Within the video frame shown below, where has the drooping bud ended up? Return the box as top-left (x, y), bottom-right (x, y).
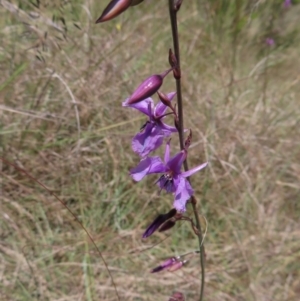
top-left (128, 69), bottom-right (172, 104)
top-left (168, 260), bottom-right (186, 272)
top-left (151, 258), bottom-right (186, 273)
top-left (96, 0), bottom-right (131, 23)
top-left (158, 219), bottom-right (176, 232)
top-left (151, 257), bottom-right (176, 273)
top-left (142, 208), bottom-right (177, 238)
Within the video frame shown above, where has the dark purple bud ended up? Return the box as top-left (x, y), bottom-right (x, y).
top-left (158, 219), bottom-right (176, 232)
top-left (169, 48), bottom-right (178, 68)
top-left (169, 291), bottom-right (185, 301)
top-left (151, 257), bottom-right (176, 273)
top-left (173, 67), bottom-right (181, 79)
top-left (95, 0), bottom-right (131, 23)
top-left (128, 69), bottom-right (172, 105)
top-left (184, 129), bottom-right (192, 150)
top-left (142, 208), bottom-right (176, 238)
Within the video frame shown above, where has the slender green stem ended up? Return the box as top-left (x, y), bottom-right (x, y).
top-left (168, 1), bottom-right (205, 300)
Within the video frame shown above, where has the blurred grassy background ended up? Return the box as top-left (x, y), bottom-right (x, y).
top-left (1, 0), bottom-right (300, 300)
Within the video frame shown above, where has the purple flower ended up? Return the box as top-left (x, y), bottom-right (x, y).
top-left (265, 37), bottom-right (275, 46)
top-left (130, 141), bottom-right (208, 211)
top-left (284, 0), bottom-right (292, 8)
top-left (123, 93), bottom-right (178, 157)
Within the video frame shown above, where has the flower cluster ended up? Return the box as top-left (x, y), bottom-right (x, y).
top-left (96, 0), bottom-right (208, 236)
top-left (96, 1), bottom-right (208, 286)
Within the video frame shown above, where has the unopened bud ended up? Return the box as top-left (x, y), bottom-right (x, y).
top-left (159, 219), bottom-right (176, 232)
top-left (142, 208), bottom-right (176, 238)
top-left (169, 48), bottom-right (178, 69)
top-left (184, 129), bottom-right (192, 149)
top-left (151, 257), bottom-right (176, 273)
top-left (157, 91), bottom-right (171, 107)
top-left (128, 69), bottom-right (172, 104)
top-left (168, 260), bottom-right (186, 272)
top-left (96, 0), bottom-right (131, 23)
top-left (173, 67), bottom-right (181, 79)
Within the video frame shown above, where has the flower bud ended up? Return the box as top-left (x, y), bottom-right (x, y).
top-left (96, 0), bottom-right (131, 23)
top-left (157, 91), bottom-right (171, 107)
top-left (151, 257), bottom-right (176, 273)
top-left (173, 67), bottom-right (181, 79)
top-left (168, 48), bottom-right (178, 69)
top-left (142, 208), bottom-right (177, 238)
top-left (168, 260), bottom-right (186, 272)
top-left (158, 219), bottom-right (176, 232)
top-left (128, 69), bottom-right (172, 104)
top-left (184, 129), bottom-right (192, 150)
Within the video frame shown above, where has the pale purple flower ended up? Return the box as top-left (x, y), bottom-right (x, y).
top-left (265, 37), bottom-right (275, 46)
top-left (284, 0), bottom-right (292, 8)
top-left (123, 92), bottom-right (177, 157)
top-left (130, 141), bottom-right (208, 211)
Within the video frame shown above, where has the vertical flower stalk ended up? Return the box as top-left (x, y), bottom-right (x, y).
top-left (168, 1), bottom-right (206, 300)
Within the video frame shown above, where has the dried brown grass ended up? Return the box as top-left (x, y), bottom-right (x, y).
top-left (1, 1), bottom-right (300, 300)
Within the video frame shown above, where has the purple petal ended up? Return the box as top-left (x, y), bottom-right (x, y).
top-left (167, 150), bottom-right (187, 175)
top-left (181, 162), bottom-right (208, 178)
top-left (132, 123), bottom-right (165, 157)
top-left (173, 177), bottom-right (194, 212)
top-left (127, 74), bottom-right (163, 104)
top-left (159, 122), bottom-right (178, 135)
top-left (130, 156), bottom-right (164, 181)
top-left (154, 92), bottom-right (176, 117)
top-left (122, 97), bottom-right (153, 116)
top-left (96, 0), bottom-right (131, 23)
